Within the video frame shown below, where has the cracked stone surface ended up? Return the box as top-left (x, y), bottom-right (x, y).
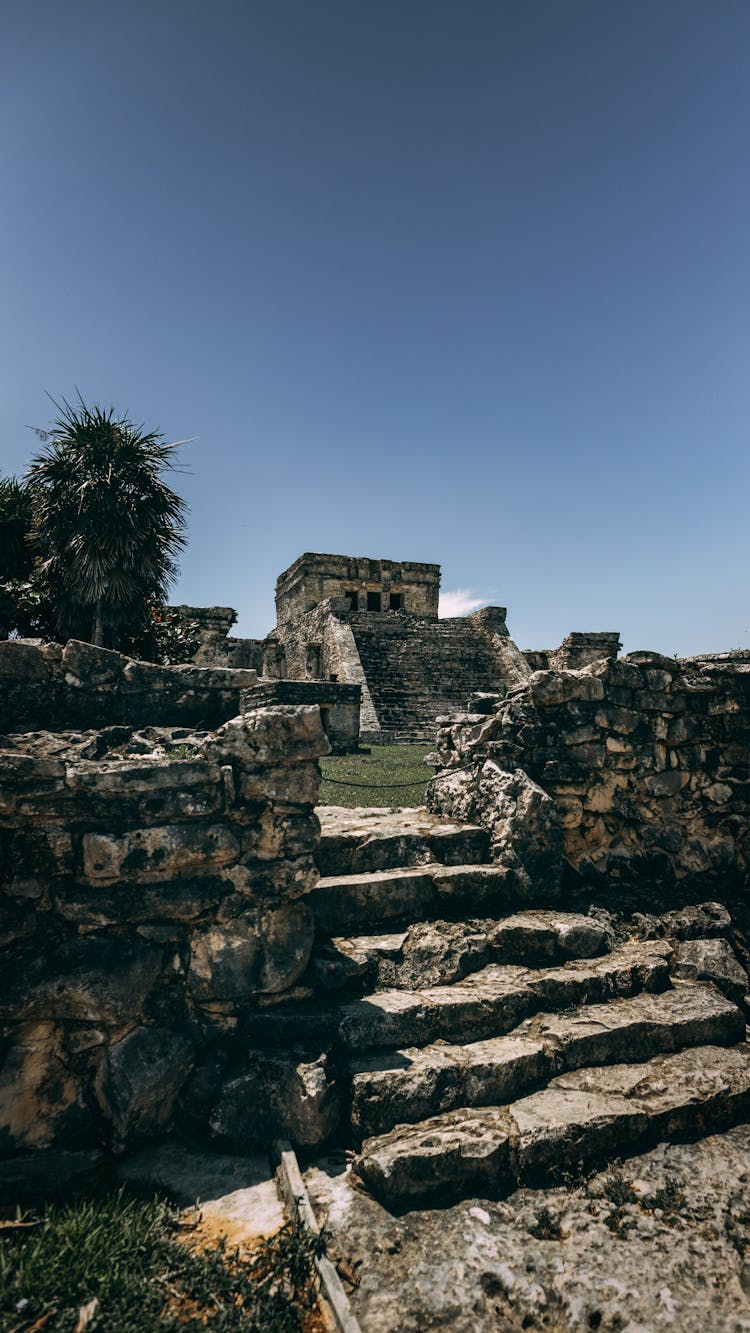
top-left (305, 1125), bottom-right (750, 1332)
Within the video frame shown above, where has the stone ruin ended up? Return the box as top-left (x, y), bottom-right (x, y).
top-left (174, 550), bottom-right (623, 744)
top-left (2, 589), bottom-right (750, 1333)
top-left (1, 628), bottom-right (749, 1168)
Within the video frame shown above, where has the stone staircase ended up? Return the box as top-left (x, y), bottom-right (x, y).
top-left (345, 614), bottom-right (508, 740)
top-left (257, 807), bottom-right (750, 1211)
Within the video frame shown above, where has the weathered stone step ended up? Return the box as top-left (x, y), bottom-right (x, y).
top-left (354, 1040), bottom-right (750, 1207)
top-left (321, 910), bottom-right (611, 993)
top-left (247, 941), bottom-right (671, 1053)
top-left (348, 982), bottom-right (744, 1137)
top-left (308, 863), bottom-right (557, 936)
top-left (316, 807), bottom-right (490, 877)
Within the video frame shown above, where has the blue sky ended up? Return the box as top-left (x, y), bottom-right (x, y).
top-left (2, 1), bottom-right (748, 655)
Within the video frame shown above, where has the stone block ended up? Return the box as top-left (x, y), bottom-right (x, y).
top-left (0, 1022), bottom-right (92, 1150)
top-left (209, 707), bottom-right (330, 768)
top-left (672, 938), bottom-right (748, 1005)
top-left (61, 640), bottom-right (125, 684)
top-left (0, 641), bottom-right (50, 680)
top-left (1, 936), bottom-right (164, 1023)
top-left (645, 770), bottom-right (690, 797)
top-left (82, 822), bottom-right (240, 881)
top-left (100, 1026), bottom-right (194, 1142)
top-left (66, 757), bottom-right (219, 794)
top-left (238, 762), bottom-right (321, 805)
top-left (209, 1050), bottom-right (340, 1148)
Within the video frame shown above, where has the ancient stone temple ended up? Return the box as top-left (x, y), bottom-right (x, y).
top-left (169, 552), bottom-right (622, 744)
top-left (263, 552), bottom-right (534, 742)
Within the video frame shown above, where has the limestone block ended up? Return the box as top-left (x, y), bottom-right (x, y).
top-left (229, 854), bottom-right (319, 901)
top-left (188, 898), bottom-right (314, 1001)
top-left (61, 639), bottom-right (125, 684)
top-left (209, 1050), bottom-right (340, 1148)
top-left (645, 770), bottom-right (690, 797)
top-left (0, 640), bottom-right (50, 680)
top-left (241, 807), bottom-right (320, 862)
top-left (429, 760), bottom-right (563, 888)
top-left (188, 914), bottom-right (262, 999)
top-left (595, 706), bottom-right (642, 735)
top-left (704, 782), bottom-right (733, 804)
top-left (529, 671), bottom-right (605, 708)
top-left (121, 660), bottom-right (175, 690)
top-left (1, 827), bottom-right (74, 895)
top-left (0, 1022), bottom-right (91, 1150)
top-left (582, 774), bottom-right (629, 813)
top-left (672, 938), bottom-right (749, 1004)
top-left (82, 822), bottom-right (239, 881)
top-left (605, 735), bottom-right (632, 753)
top-left (258, 900), bottom-right (314, 992)
top-left (0, 752), bottom-right (66, 783)
top-left (1, 936), bottom-right (164, 1023)
top-left (634, 689), bottom-right (684, 713)
top-left (238, 761), bottom-right (321, 805)
top-left (100, 1025), bottom-right (194, 1142)
top-left (557, 797), bottom-right (583, 828)
top-left (209, 706), bottom-right (330, 768)
top-left (172, 664), bottom-right (258, 691)
top-left (55, 875), bottom-right (228, 927)
top-left (66, 757), bottom-right (219, 794)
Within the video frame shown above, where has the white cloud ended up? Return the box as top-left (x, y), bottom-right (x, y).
top-left (439, 588), bottom-right (487, 619)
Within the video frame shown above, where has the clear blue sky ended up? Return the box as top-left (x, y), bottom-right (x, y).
top-left (2, 1), bottom-right (748, 655)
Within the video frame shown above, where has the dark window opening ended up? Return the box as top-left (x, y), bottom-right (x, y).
top-left (319, 706), bottom-right (330, 736)
top-left (389, 593), bottom-right (403, 610)
top-left (344, 589), bottom-right (358, 610)
top-left (367, 591), bottom-right (381, 611)
top-left (306, 644), bottom-right (321, 678)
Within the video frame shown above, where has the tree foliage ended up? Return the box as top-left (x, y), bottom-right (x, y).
top-left (0, 473), bottom-right (54, 639)
top-left (26, 396), bottom-right (188, 647)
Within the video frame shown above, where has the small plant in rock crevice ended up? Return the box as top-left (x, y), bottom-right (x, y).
top-left (529, 1205), bottom-right (563, 1240)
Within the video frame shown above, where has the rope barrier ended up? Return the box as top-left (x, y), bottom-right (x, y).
top-left (320, 773), bottom-right (431, 789)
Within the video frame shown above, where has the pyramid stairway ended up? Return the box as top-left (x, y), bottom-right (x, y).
top-left (258, 807), bottom-right (750, 1210)
top-left (345, 613), bottom-right (508, 740)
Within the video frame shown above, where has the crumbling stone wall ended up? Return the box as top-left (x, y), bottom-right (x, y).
top-left (429, 652), bottom-right (750, 886)
top-left (0, 704), bottom-right (329, 1161)
top-left (523, 631), bottom-right (621, 673)
top-left (0, 638), bottom-right (258, 733)
top-left (168, 605), bottom-right (263, 670)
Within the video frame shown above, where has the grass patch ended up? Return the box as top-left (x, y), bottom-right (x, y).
top-left (0, 1188), bottom-right (325, 1332)
top-left (318, 744), bottom-right (434, 807)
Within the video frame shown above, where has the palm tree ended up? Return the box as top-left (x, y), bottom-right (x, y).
top-left (28, 396), bottom-right (188, 648)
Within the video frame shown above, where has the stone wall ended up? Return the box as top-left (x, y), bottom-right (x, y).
top-left (429, 651), bottom-right (750, 886)
top-left (167, 605), bottom-right (264, 671)
top-left (242, 679), bottom-right (361, 753)
top-left (0, 704), bottom-right (330, 1162)
top-left (0, 638), bottom-right (258, 733)
top-left (523, 632), bottom-right (621, 673)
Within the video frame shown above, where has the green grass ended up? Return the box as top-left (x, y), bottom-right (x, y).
top-left (0, 1188), bottom-right (325, 1332)
top-left (318, 744), bottom-right (434, 807)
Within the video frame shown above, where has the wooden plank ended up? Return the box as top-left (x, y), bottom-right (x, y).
top-left (274, 1139), bottom-right (363, 1333)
